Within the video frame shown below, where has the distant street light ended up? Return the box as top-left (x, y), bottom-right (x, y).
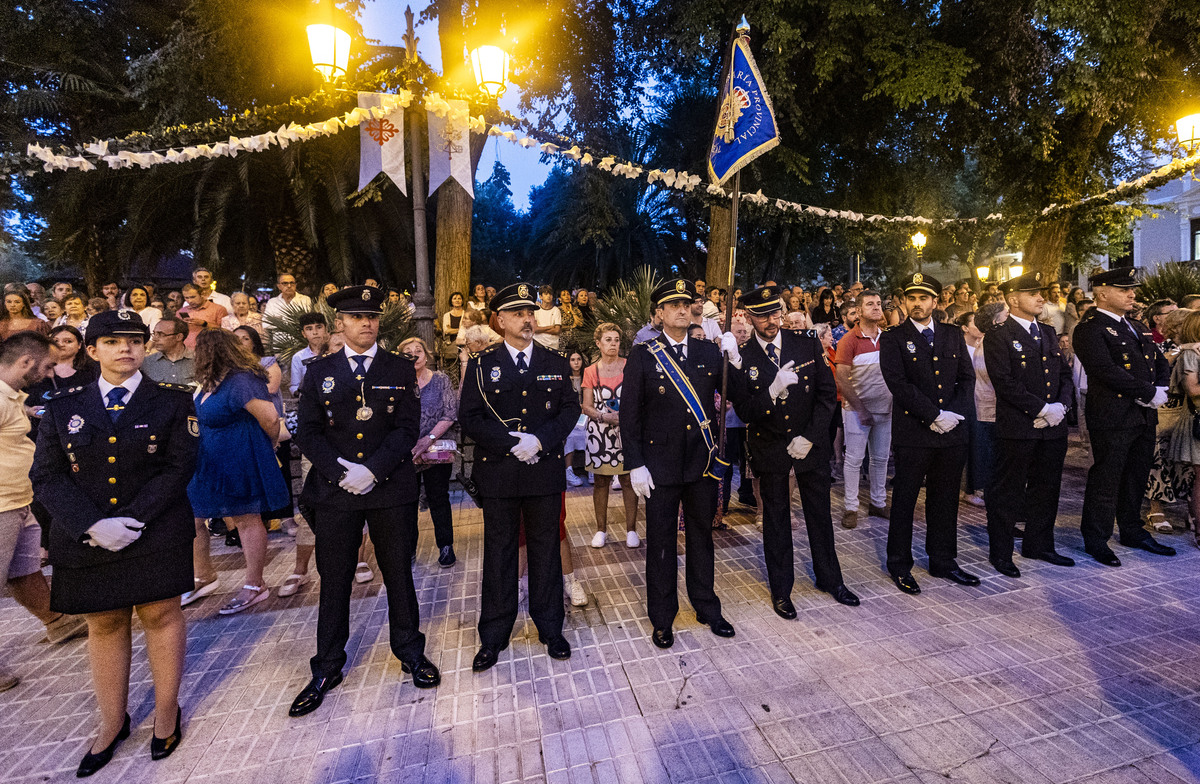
top-left (1009, 262), bottom-right (1024, 278)
top-left (1178, 112), bottom-right (1200, 152)
top-left (976, 264), bottom-right (990, 281)
top-left (307, 1), bottom-right (351, 82)
top-left (911, 231), bottom-right (927, 270)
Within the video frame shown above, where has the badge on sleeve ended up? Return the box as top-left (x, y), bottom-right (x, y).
top-left (188, 416), bottom-right (199, 437)
top-left (322, 377), bottom-right (335, 393)
top-left (67, 415), bottom-right (84, 434)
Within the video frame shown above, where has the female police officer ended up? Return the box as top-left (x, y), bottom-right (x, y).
top-left (32, 309), bottom-right (197, 776)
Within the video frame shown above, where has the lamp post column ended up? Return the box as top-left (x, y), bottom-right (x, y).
top-left (405, 6), bottom-right (435, 348)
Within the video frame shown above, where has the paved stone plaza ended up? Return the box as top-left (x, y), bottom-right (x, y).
top-left (4, 444), bottom-right (1200, 783)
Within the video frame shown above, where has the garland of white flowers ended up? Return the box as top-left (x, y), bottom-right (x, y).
top-left (21, 92), bottom-right (1200, 230)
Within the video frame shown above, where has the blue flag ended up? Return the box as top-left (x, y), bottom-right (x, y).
top-left (707, 34), bottom-right (780, 186)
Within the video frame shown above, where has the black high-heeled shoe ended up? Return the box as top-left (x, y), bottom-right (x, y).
top-left (150, 707), bottom-right (182, 760)
top-left (76, 713), bottom-right (130, 777)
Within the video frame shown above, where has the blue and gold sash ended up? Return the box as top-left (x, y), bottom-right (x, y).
top-left (646, 341), bottom-right (729, 481)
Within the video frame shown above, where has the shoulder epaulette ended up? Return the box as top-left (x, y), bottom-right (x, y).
top-left (43, 385), bottom-right (88, 401)
top-left (786, 328), bottom-right (818, 338)
top-left (156, 382), bottom-right (193, 393)
top-left (478, 342), bottom-right (503, 356)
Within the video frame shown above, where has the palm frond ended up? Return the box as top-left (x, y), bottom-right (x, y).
top-left (261, 299), bottom-right (417, 365)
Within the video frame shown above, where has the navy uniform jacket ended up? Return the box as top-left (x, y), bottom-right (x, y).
top-left (458, 341), bottom-right (581, 497)
top-left (984, 318), bottom-right (1074, 440)
top-left (729, 329), bottom-right (836, 475)
top-left (1072, 309), bottom-right (1169, 432)
top-left (879, 320), bottom-right (975, 448)
top-left (295, 347), bottom-right (420, 509)
top-left (619, 335), bottom-right (722, 485)
top-left (31, 380), bottom-right (197, 569)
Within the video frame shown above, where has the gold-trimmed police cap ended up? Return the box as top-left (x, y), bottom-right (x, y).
top-left (327, 285), bottom-right (385, 314)
top-left (999, 271), bottom-right (1043, 295)
top-left (651, 279), bottom-right (697, 307)
top-left (85, 309), bottom-right (150, 345)
top-left (739, 285), bottom-right (783, 316)
top-left (490, 282), bottom-right (538, 312)
top-left (902, 272), bottom-right (941, 297)
top-left (1089, 267), bottom-right (1139, 289)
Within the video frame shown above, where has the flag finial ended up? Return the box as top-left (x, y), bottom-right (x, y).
top-left (736, 15), bottom-right (750, 35)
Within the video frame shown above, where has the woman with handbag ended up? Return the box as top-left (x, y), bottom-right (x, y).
top-left (1165, 310), bottom-right (1200, 545)
top-left (398, 337), bottom-right (459, 567)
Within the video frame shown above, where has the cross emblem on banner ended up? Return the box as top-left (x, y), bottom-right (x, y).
top-left (365, 118), bottom-right (399, 146)
top-left (440, 124), bottom-right (464, 155)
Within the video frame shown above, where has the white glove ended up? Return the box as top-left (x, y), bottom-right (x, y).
top-left (768, 361), bottom-right (798, 401)
top-left (930, 410), bottom-right (965, 434)
top-left (629, 465), bottom-right (655, 499)
top-left (720, 332), bottom-right (742, 369)
top-left (786, 435), bottom-right (813, 460)
top-left (507, 431), bottom-right (542, 464)
top-left (337, 458), bottom-right (377, 495)
top-left (1039, 402), bottom-right (1066, 427)
top-left (1150, 386), bottom-right (1169, 409)
top-left (86, 517), bottom-right (144, 551)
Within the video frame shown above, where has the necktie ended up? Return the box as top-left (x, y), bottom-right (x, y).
top-left (673, 344), bottom-right (686, 365)
top-left (766, 343), bottom-right (779, 366)
top-left (516, 351), bottom-right (528, 372)
top-left (1124, 319), bottom-right (1141, 340)
top-left (351, 355), bottom-right (367, 380)
top-left (1030, 321), bottom-right (1041, 343)
top-left (105, 388), bottom-right (126, 422)
top-left (921, 327), bottom-right (934, 347)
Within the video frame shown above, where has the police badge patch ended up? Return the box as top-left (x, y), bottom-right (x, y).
top-left (361, 288), bottom-right (371, 300)
top-left (490, 366), bottom-right (501, 382)
top-left (1013, 340), bottom-right (1023, 351)
top-left (1106, 327), bottom-right (1118, 336)
top-left (749, 366), bottom-right (759, 381)
top-left (322, 377), bottom-right (335, 393)
top-left (188, 416), bottom-right (199, 437)
top-left (906, 341), bottom-right (916, 354)
top-left (67, 414), bottom-right (84, 434)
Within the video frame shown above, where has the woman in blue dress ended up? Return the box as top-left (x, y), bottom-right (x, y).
top-left (184, 329), bottom-right (288, 615)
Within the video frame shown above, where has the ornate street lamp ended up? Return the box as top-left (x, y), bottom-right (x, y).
top-left (976, 264), bottom-right (990, 282)
top-left (1009, 262), bottom-right (1024, 278)
top-left (1178, 112), bottom-right (1200, 152)
top-left (307, 1), bottom-right (351, 82)
top-left (470, 44), bottom-right (510, 100)
top-left (911, 231), bottom-right (927, 270)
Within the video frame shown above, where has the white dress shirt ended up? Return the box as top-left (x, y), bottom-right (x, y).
top-left (98, 371), bottom-right (143, 408)
top-left (345, 343), bottom-right (378, 376)
top-left (504, 339), bottom-right (535, 368)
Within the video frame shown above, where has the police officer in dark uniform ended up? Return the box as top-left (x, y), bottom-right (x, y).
top-left (1073, 267), bottom-right (1175, 566)
top-left (879, 273), bottom-right (979, 594)
top-left (459, 283), bottom-right (581, 672)
top-left (727, 285), bottom-right (860, 618)
top-left (983, 272), bottom-right (1077, 577)
top-left (289, 286), bottom-right (438, 718)
top-left (620, 279), bottom-right (734, 649)
top-left (32, 309), bottom-right (197, 774)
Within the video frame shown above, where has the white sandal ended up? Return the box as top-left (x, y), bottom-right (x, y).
top-left (277, 573), bottom-right (310, 598)
top-left (181, 577), bottom-right (219, 607)
top-left (218, 585), bottom-right (270, 615)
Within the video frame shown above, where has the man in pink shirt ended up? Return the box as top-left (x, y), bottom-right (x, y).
top-left (833, 289), bottom-right (892, 529)
top-left (177, 283), bottom-right (228, 349)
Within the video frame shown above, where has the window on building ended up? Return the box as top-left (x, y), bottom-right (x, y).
top-left (1192, 218), bottom-right (1200, 261)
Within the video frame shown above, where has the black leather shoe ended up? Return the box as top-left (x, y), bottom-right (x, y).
top-left (1088, 549), bottom-right (1122, 567)
top-left (772, 596), bottom-right (797, 619)
top-left (288, 673), bottom-right (343, 717)
top-left (1120, 537), bottom-right (1177, 556)
top-left (991, 559), bottom-right (1021, 578)
top-left (77, 713), bottom-right (130, 777)
top-left (400, 656), bottom-right (441, 688)
top-left (150, 707), bottom-right (182, 761)
top-left (651, 627), bottom-right (674, 649)
top-left (1027, 550), bottom-right (1075, 567)
top-left (828, 584), bottom-right (861, 606)
top-left (1012, 526), bottom-right (1024, 538)
top-left (698, 616), bottom-right (736, 638)
top-left (892, 573), bottom-right (921, 595)
top-left (930, 567), bottom-right (981, 586)
top-left (540, 635), bottom-right (572, 660)
top-left (472, 645), bottom-right (502, 672)
top-left (437, 545), bottom-right (456, 568)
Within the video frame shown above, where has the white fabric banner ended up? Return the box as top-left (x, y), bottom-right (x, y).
top-left (357, 92), bottom-right (406, 194)
top-left (427, 99), bottom-right (473, 197)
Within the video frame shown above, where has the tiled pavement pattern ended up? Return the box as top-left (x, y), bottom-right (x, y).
top-left (5, 442), bottom-right (1200, 783)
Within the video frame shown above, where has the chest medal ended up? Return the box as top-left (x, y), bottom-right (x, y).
top-left (356, 406), bottom-right (374, 421)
